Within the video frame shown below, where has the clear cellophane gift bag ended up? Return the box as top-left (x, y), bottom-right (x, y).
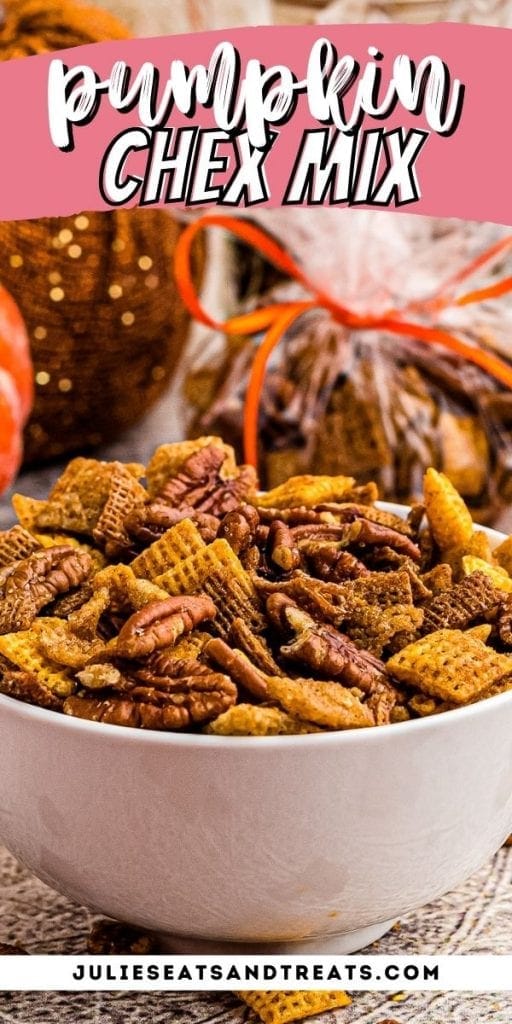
top-left (184, 211), bottom-right (512, 524)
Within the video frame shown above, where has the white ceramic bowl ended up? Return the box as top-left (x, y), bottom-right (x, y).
top-left (0, 506), bottom-right (512, 954)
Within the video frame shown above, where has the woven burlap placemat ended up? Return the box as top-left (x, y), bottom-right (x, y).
top-left (1, 843), bottom-right (511, 1023)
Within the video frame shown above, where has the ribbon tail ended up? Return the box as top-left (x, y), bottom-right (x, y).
top-left (429, 234), bottom-right (512, 311)
top-left (455, 274), bottom-right (512, 307)
top-left (243, 302), bottom-right (312, 468)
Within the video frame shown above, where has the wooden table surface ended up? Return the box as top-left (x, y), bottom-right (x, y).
top-left (1, 842), bottom-right (511, 1022)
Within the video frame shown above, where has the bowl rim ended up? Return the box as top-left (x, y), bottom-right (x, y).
top-left (2, 685), bottom-right (512, 750)
top-left (1, 501), bottom-right (511, 751)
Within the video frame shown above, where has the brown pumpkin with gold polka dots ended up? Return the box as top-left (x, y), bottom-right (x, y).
top-left (0, 0), bottom-right (203, 463)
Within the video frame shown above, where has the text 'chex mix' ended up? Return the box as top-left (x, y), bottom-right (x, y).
top-left (1, 440), bottom-right (512, 733)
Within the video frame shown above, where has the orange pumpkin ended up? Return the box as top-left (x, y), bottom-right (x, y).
top-left (0, 284), bottom-right (32, 492)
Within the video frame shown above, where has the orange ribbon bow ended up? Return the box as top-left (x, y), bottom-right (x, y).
top-left (174, 214), bottom-right (512, 471)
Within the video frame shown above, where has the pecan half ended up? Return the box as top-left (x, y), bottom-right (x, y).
top-left (190, 513), bottom-right (220, 543)
top-left (141, 650), bottom-right (209, 680)
top-left (125, 503), bottom-right (219, 551)
top-left (201, 464), bottom-right (258, 516)
top-left (257, 507), bottom-right (337, 527)
top-left (0, 668), bottom-right (63, 711)
top-left (64, 671), bottom-right (236, 730)
top-left (345, 519), bottom-right (421, 561)
top-left (304, 544), bottom-right (369, 581)
top-left (134, 663), bottom-right (211, 692)
top-left (126, 502), bottom-right (185, 544)
top-left (216, 513), bottom-right (263, 569)
top-left (218, 505), bottom-right (260, 555)
top-left (157, 444), bottom-right (225, 506)
top-left (204, 637), bottom-right (269, 700)
top-left (266, 592), bottom-right (301, 632)
top-left (269, 598), bottom-right (394, 702)
top-left (291, 523), bottom-right (354, 545)
top-left (115, 595), bottom-right (216, 658)
top-left (316, 503), bottom-right (415, 537)
top-left (292, 519), bottom-right (421, 564)
top-left (0, 547), bottom-right (93, 634)
top-left (157, 445), bottom-right (257, 515)
top-left (241, 544), bottom-right (262, 572)
top-left (2, 547), bottom-right (92, 600)
top-left (267, 521), bottom-right (301, 573)
top-left (279, 609), bottom-right (389, 692)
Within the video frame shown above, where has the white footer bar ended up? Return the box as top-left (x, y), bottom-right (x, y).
top-left (0, 954), bottom-right (511, 991)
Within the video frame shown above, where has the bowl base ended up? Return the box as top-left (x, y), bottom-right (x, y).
top-left (159, 918), bottom-right (397, 955)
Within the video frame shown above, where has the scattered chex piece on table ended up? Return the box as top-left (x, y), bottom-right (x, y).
top-left (236, 990), bottom-right (351, 1023)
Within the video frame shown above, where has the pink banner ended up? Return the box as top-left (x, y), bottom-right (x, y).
top-left (0, 22), bottom-right (510, 223)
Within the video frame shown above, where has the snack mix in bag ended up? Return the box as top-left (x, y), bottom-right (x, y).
top-left (1, 438), bottom-right (512, 734)
top-left (186, 214), bottom-right (512, 524)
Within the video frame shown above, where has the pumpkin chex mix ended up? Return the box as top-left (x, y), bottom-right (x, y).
top-left (0, 445), bottom-right (512, 732)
